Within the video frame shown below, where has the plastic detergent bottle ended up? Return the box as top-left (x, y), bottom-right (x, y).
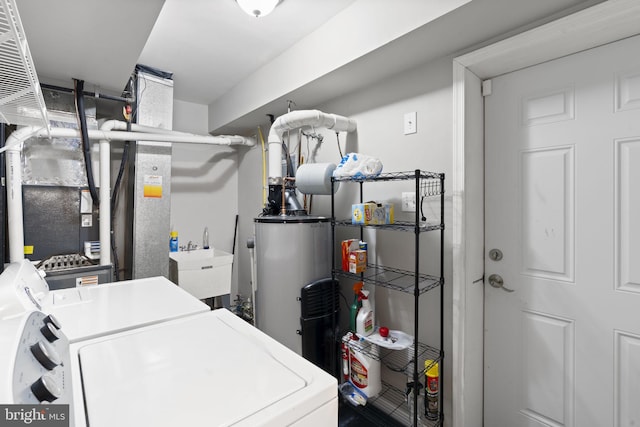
top-left (169, 230), bottom-right (179, 252)
top-left (356, 290), bottom-right (374, 336)
top-left (350, 282), bottom-right (364, 332)
top-left (348, 335), bottom-right (381, 398)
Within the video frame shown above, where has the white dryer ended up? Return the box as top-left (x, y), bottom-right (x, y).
top-left (0, 259), bottom-right (210, 337)
top-left (0, 260), bottom-right (338, 426)
top-left (40, 274), bottom-right (210, 342)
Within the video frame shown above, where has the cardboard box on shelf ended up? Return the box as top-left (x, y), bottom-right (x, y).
top-left (348, 250), bottom-right (367, 274)
top-left (352, 202), bottom-right (394, 225)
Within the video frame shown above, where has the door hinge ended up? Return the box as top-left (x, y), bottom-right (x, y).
top-left (482, 79), bottom-right (492, 97)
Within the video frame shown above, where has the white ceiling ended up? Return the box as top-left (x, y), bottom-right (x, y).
top-left (17, 0), bottom-right (166, 95)
top-left (17, 0), bottom-right (356, 105)
top-left (137, 0), bottom-right (357, 105)
top-left (15, 0), bottom-right (607, 133)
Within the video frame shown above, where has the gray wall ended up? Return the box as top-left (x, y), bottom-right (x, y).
top-left (172, 99), bottom-right (240, 292)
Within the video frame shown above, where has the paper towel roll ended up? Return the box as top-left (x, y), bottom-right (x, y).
top-left (296, 163), bottom-right (340, 195)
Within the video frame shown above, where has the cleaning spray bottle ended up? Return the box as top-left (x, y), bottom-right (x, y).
top-left (350, 282), bottom-right (364, 332)
top-left (356, 290), bottom-right (374, 336)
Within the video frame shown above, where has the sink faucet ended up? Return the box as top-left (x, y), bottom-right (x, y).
top-left (186, 241), bottom-right (198, 252)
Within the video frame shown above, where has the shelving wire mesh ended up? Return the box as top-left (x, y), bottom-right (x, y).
top-left (0, 0), bottom-right (50, 132)
top-left (332, 170), bottom-right (443, 184)
top-left (333, 170), bottom-right (445, 426)
top-left (334, 219), bottom-right (443, 233)
top-left (334, 263), bottom-right (443, 295)
top-left (364, 381), bottom-right (444, 427)
top-left (342, 335), bottom-right (442, 371)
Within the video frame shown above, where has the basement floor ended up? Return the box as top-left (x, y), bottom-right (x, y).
top-left (338, 398), bottom-right (405, 427)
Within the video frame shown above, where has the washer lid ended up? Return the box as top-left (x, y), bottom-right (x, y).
top-left (43, 276), bottom-right (209, 342)
top-left (78, 310), bottom-right (333, 427)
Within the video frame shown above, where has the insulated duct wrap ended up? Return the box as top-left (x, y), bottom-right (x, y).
top-left (295, 163), bottom-right (339, 195)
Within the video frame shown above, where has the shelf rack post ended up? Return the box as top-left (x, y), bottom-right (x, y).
top-left (412, 169), bottom-right (421, 426)
top-left (439, 172), bottom-right (445, 425)
top-left (330, 177), bottom-right (338, 379)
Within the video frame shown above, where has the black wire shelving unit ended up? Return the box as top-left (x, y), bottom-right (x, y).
top-left (331, 170), bottom-right (445, 427)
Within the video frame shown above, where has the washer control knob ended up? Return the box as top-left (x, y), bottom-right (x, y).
top-left (43, 314), bottom-right (61, 330)
top-left (30, 341), bottom-right (61, 370)
top-left (31, 374), bottom-right (61, 402)
top-left (40, 323), bottom-right (60, 342)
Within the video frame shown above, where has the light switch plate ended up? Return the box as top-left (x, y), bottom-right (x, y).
top-left (404, 111), bottom-right (417, 135)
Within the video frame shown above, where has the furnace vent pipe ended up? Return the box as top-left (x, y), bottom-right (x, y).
top-left (99, 120), bottom-right (255, 143)
top-left (4, 124), bottom-right (256, 264)
top-left (267, 110), bottom-right (356, 182)
top-left (0, 128), bottom-right (256, 152)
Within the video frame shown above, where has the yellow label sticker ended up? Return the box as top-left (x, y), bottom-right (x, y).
top-left (143, 185), bottom-right (163, 198)
top-left (24, 245), bottom-right (34, 255)
top-left (143, 175), bottom-right (163, 198)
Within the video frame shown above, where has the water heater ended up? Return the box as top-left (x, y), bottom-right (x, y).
top-left (254, 216), bottom-right (331, 356)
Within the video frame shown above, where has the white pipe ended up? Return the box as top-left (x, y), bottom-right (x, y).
top-left (4, 124), bottom-right (256, 263)
top-left (7, 147), bottom-right (25, 263)
top-left (98, 139), bottom-right (111, 266)
top-left (101, 119), bottom-right (255, 144)
top-left (1, 128), bottom-right (255, 147)
top-left (266, 110), bottom-right (356, 181)
top-left (5, 127), bottom-right (40, 262)
top-left (0, 126), bottom-right (255, 155)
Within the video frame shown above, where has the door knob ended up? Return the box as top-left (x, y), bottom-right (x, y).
top-left (488, 274), bottom-right (514, 292)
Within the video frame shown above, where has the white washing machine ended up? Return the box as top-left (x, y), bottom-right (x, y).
top-left (0, 260), bottom-right (337, 426)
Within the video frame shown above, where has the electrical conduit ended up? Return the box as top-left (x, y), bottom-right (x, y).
top-left (74, 79), bottom-right (100, 207)
top-left (3, 124), bottom-right (255, 263)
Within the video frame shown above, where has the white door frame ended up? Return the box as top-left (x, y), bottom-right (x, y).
top-left (451, 1), bottom-right (640, 426)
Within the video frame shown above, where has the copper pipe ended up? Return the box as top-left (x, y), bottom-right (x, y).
top-left (280, 177), bottom-right (296, 216)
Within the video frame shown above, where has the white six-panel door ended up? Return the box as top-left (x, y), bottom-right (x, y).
top-left (484, 34), bottom-right (640, 427)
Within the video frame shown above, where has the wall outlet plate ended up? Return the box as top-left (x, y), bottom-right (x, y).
top-left (402, 192), bottom-right (416, 212)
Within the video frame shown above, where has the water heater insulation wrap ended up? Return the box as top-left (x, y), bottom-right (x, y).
top-left (254, 216), bottom-right (331, 355)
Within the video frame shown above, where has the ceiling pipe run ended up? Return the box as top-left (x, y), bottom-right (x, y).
top-left (4, 124), bottom-right (255, 264)
top-left (267, 109), bottom-right (356, 183)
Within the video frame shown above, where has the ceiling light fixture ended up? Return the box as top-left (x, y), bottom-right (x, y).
top-left (236, 0), bottom-right (281, 18)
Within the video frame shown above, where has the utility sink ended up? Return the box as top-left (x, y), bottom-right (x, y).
top-left (169, 248), bottom-right (233, 300)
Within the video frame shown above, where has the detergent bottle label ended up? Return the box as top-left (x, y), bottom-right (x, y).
top-left (364, 314), bottom-right (373, 334)
top-left (350, 356), bottom-right (368, 389)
